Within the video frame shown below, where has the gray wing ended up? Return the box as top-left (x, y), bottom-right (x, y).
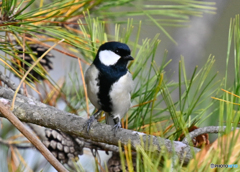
top-left (85, 64), bottom-right (101, 109)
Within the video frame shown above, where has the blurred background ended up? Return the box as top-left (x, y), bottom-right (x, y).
top-left (0, 0), bottom-right (240, 171)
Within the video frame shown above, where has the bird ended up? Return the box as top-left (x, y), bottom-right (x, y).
top-left (84, 41), bottom-right (134, 135)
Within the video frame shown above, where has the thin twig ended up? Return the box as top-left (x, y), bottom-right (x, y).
top-left (0, 137), bottom-right (33, 149)
top-left (0, 102), bottom-right (68, 172)
top-left (11, 39), bottom-right (65, 110)
top-left (0, 71), bottom-right (23, 94)
top-left (78, 58), bottom-right (89, 116)
top-left (25, 36), bottom-right (89, 65)
top-left (78, 137), bottom-right (120, 153)
top-left (22, 32), bottom-right (28, 97)
top-left (182, 126), bottom-right (240, 145)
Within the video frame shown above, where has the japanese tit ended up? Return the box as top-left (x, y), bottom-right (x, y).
top-left (84, 41), bottom-right (134, 135)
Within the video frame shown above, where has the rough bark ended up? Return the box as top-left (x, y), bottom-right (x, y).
top-left (0, 86), bottom-right (200, 164)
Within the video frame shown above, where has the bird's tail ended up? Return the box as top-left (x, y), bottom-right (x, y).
top-left (105, 112), bottom-right (115, 126)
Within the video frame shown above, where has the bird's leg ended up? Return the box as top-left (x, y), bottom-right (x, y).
top-left (112, 116), bottom-right (121, 136)
top-left (83, 110), bottom-right (102, 132)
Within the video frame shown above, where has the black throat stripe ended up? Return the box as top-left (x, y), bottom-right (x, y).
top-left (96, 65), bottom-right (127, 113)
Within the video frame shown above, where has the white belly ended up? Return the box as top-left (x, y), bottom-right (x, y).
top-left (109, 71), bottom-right (133, 118)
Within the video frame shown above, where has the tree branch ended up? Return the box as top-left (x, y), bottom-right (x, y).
top-left (0, 101), bottom-right (68, 172)
top-left (0, 86), bottom-right (200, 165)
top-left (0, 71), bottom-right (23, 94)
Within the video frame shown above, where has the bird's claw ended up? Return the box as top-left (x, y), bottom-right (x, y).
top-left (90, 146), bottom-right (100, 158)
top-left (83, 115), bottom-right (96, 132)
top-left (112, 122), bottom-right (121, 136)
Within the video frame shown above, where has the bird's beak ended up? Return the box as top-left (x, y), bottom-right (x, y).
top-left (123, 55), bottom-right (134, 61)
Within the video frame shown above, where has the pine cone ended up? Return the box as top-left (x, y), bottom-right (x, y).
top-left (11, 44), bottom-right (54, 81)
top-left (43, 129), bottom-right (84, 164)
top-left (108, 152), bottom-right (136, 172)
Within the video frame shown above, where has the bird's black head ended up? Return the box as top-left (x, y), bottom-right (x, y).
top-left (93, 42), bottom-right (133, 69)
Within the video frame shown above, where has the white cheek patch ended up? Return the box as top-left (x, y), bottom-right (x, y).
top-left (99, 50), bottom-right (121, 66)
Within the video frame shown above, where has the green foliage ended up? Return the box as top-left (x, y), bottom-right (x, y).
top-left (1, 0), bottom-right (240, 172)
top-left (68, 13), bottom-right (222, 172)
top-left (220, 15), bottom-right (240, 133)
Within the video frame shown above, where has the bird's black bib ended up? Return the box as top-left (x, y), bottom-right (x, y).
top-left (93, 57), bottom-right (128, 113)
top-left (97, 65), bottom-right (127, 112)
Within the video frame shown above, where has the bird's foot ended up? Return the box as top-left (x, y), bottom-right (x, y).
top-left (112, 122), bottom-right (121, 136)
top-left (83, 110), bottom-right (102, 132)
top-left (83, 115), bottom-right (96, 133)
top-left (90, 146), bottom-right (99, 158)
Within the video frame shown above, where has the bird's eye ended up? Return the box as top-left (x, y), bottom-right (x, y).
top-left (115, 49), bottom-right (119, 54)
